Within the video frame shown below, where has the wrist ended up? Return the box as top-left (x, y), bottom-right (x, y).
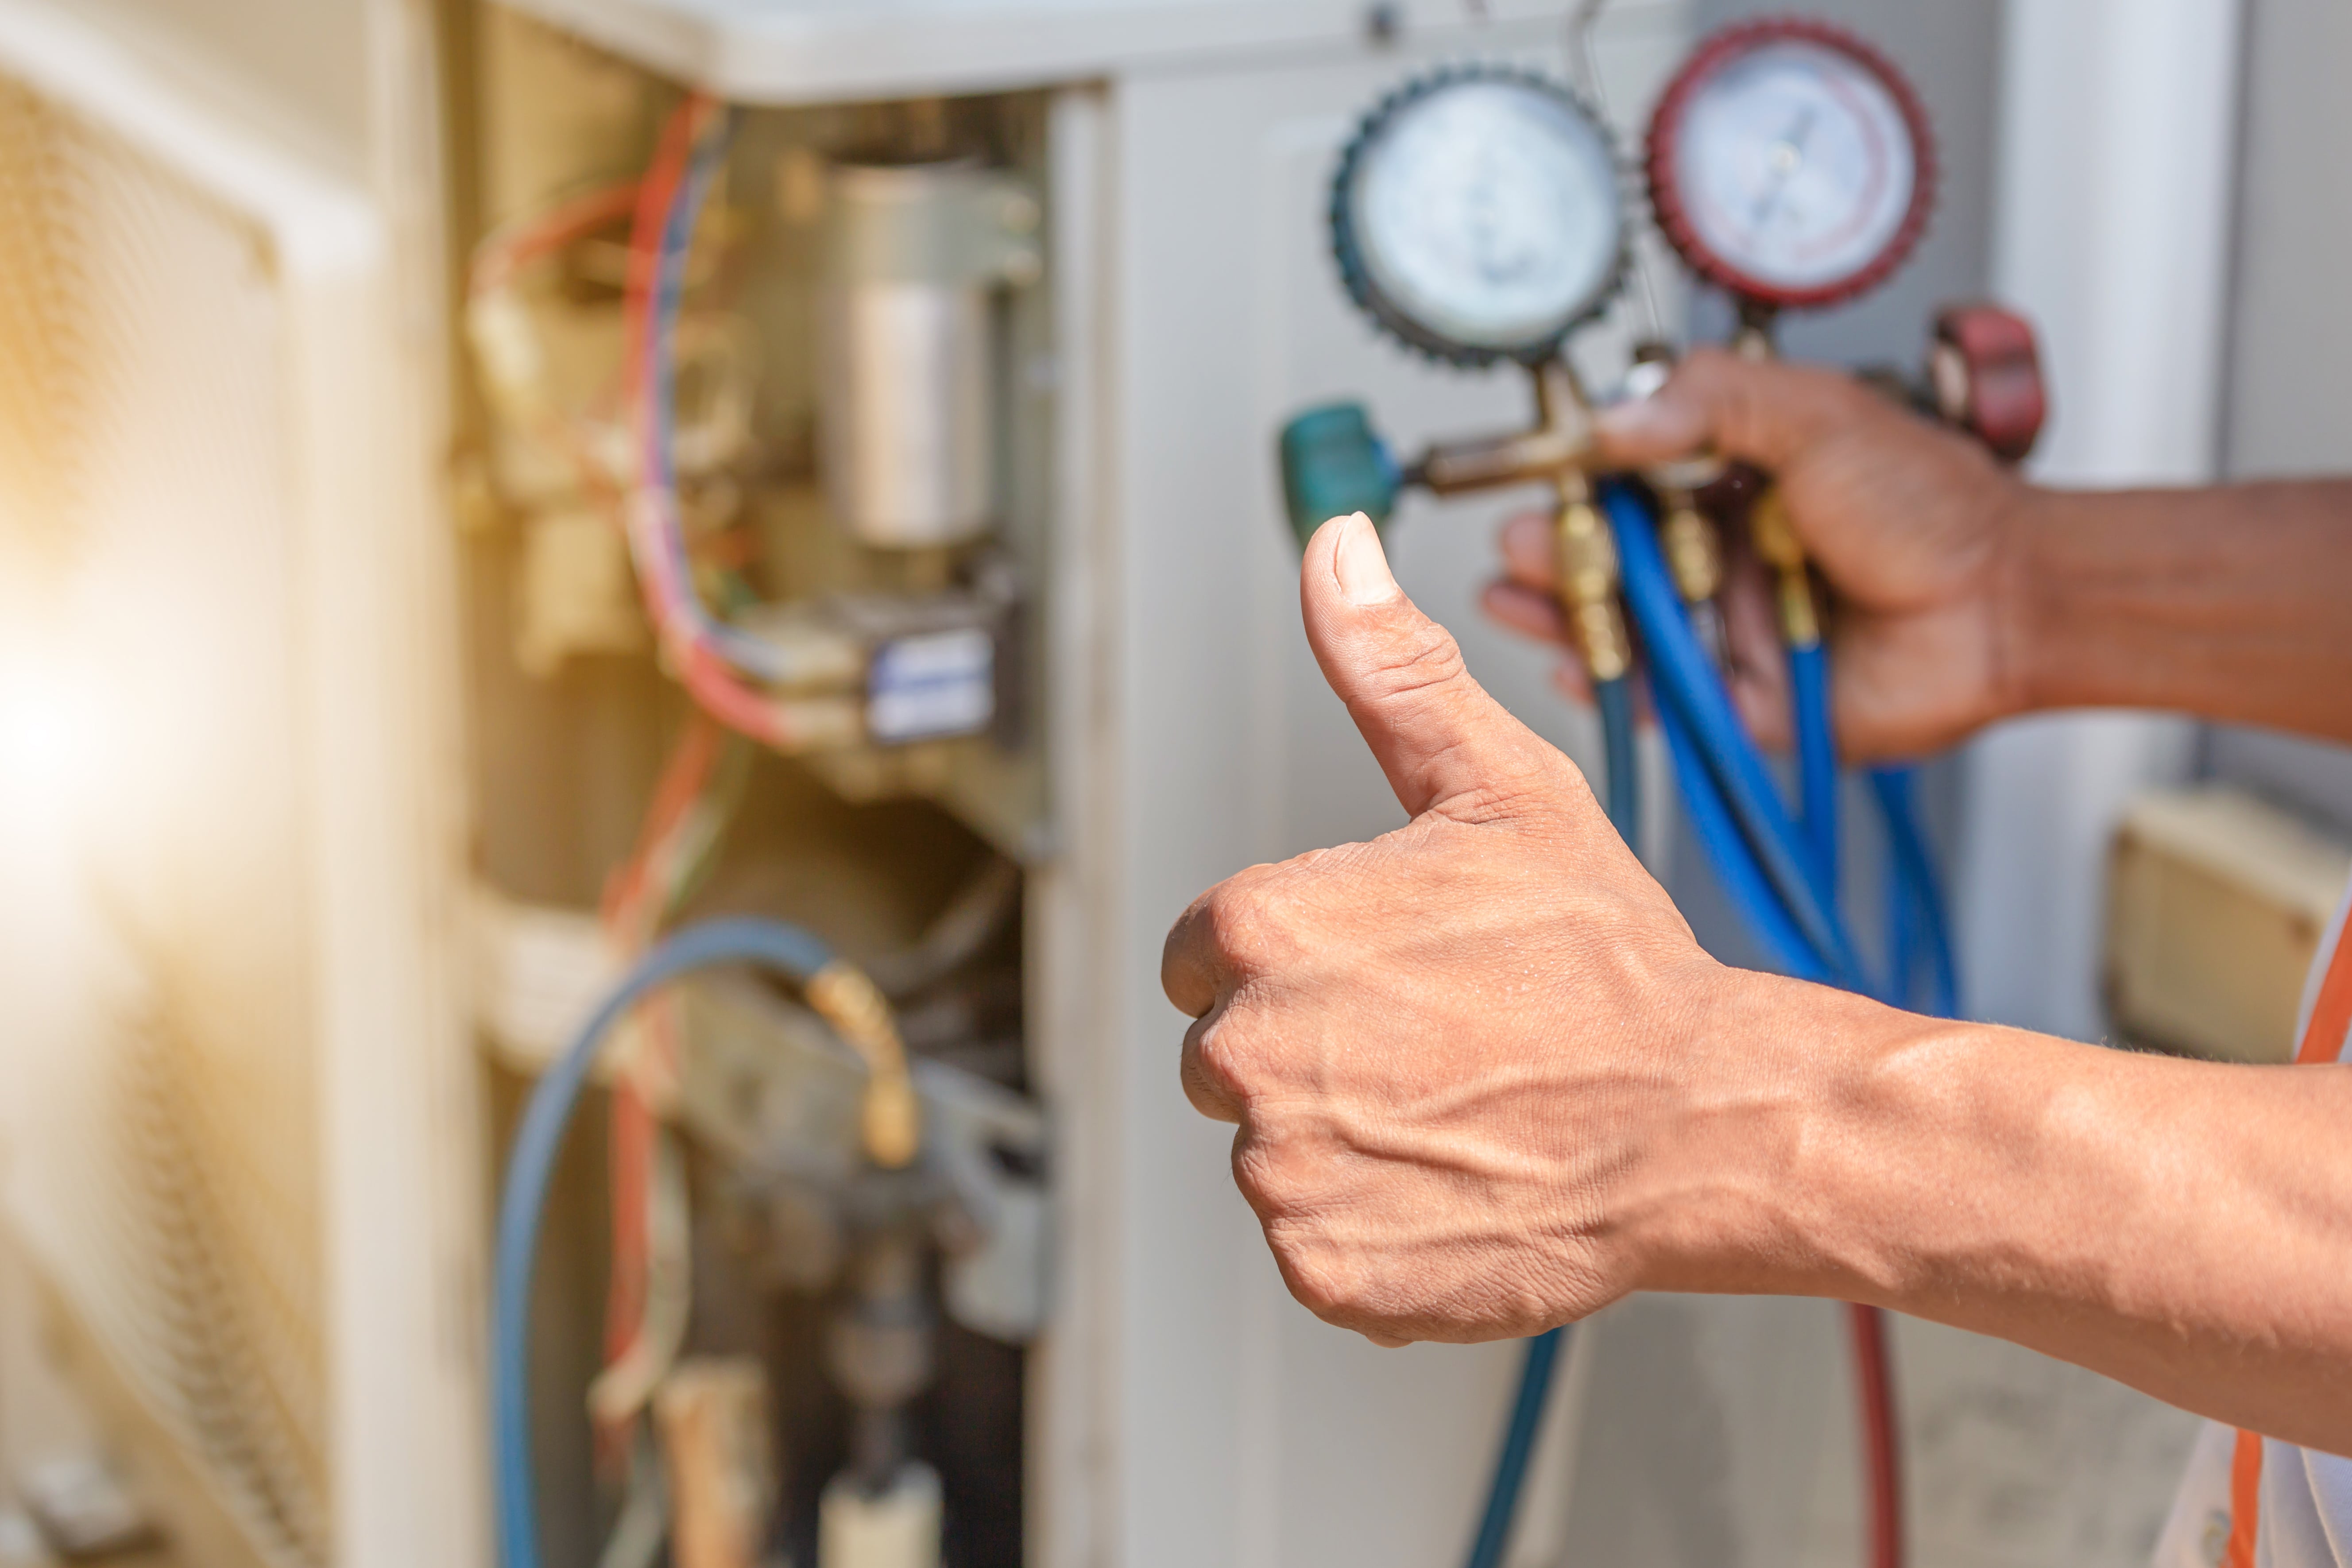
top-left (1617, 968), bottom-right (1950, 1303)
top-left (1986, 477), bottom-right (2070, 724)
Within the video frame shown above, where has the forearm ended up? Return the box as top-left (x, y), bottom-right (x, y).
top-left (2010, 480), bottom-right (2352, 740)
top-left (1638, 971), bottom-right (2352, 1455)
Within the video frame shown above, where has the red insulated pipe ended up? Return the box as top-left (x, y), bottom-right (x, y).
top-left (1846, 1302), bottom-right (1906, 1568)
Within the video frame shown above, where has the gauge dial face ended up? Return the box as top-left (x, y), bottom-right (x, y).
top-left (1339, 73), bottom-right (1624, 361)
top-left (1649, 23), bottom-right (1934, 308)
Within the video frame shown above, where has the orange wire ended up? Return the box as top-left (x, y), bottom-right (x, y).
top-left (601, 713), bottom-right (725, 932)
top-left (595, 711), bottom-right (727, 1465)
top-left (469, 180), bottom-right (642, 298)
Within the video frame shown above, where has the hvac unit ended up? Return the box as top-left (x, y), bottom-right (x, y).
top-left (0, 3), bottom-right (481, 1564)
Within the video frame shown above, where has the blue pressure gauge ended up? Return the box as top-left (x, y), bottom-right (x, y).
top-left (1332, 65), bottom-right (1628, 366)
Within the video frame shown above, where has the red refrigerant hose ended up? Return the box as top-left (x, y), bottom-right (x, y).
top-left (1849, 1302), bottom-right (1904, 1568)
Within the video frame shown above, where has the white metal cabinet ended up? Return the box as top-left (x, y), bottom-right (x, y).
top-left (1094, 15), bottom-right (1687, 1566)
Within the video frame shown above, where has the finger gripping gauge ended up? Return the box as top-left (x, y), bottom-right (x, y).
top-left (1646, 17), bottom-right (1938, 312)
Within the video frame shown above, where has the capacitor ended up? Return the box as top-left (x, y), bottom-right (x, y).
top-left (818, 158), bottom-right (1042, 550)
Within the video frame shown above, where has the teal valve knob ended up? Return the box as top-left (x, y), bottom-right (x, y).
top-left (1278, 403), bottom-right (1402, 552)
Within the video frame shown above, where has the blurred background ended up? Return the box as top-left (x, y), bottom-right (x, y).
top-left (0, 0), bottom-right (2344, 1565)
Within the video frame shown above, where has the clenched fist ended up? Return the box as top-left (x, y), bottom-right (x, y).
top-left (1485, 348), bottom-right (2033, 763)
top-left (1161, 514), bottom-right (1870, 1347)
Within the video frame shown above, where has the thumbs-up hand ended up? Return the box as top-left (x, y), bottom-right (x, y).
top-left (1163, 513), bottom-right (1805, 1346)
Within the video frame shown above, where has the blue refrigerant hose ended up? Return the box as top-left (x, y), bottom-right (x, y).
top-left (1659, 693), bottom-right (1834, 982)
top-left (493, 918), bottom-right (836, 1568)
top-left (1789, 641), bottom-right (1841, 902)
top-left (1783, 571), bottom-right (1960, 1019)
top-left (1467, 493), bottom-right (1959, 1568)
top-left (1605, 484), bottom-right (1871, 991)
top-left (1790, 648), bottom-right (1960, 1021)
top-left (1872, 766), bottom-right (1960, 1019)
top-left (1460, 673), bottom-right (1643, 1568)
top-left (1604, 479), bottom-right (1951, 1568)
top-left (1594, 675), bottom-right (1641, 854)
top-left (1607, 480), bottom-right (1957, 1014)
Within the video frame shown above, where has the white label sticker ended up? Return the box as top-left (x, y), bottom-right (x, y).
top-left (868, 628), bottom-right (995, 743)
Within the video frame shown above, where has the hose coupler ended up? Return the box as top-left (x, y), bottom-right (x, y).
top-left (1555, 480), bottom-right (1632, 684)
top-left (1748, 489), bottom-right (1822, 649)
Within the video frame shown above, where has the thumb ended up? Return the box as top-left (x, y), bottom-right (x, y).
top-left (1301, 514), bottom-right (1563, 821)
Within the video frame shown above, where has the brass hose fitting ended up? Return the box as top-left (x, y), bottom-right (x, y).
top-left (1657, 488), bottom-right (1723, 607)
top-left (1555, 480), bottom-right (1631, 684)
top-left (1748, 488), bottom-right (1822, 650)
top-left (805, 962), bottom-right (922, 1169)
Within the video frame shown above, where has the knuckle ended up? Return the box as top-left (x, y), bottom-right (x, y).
top-left (1230, 1130), bottom-right (1306, 1217)
top-left (1202, 884), bottom-right (1270, 964)
top-left (1201, 863), bottom-right (1307, 968)
top-left (1276, 1241), bottom-right (1368, 1327)
top-left (1192, 1017), bottom-right (1256, 1103)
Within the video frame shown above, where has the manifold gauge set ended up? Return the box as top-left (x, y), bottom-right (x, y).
top-left (1284, 19), bottom-right (2047, 1568)
top-left (1326, 17), bottom-right (1934, 375)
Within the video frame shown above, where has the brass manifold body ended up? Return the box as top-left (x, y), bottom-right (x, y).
top-left (1408, 359), bottom-right (1632, 684)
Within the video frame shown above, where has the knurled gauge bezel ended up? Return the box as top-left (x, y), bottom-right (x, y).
top-left (1645, 17), bottom-right (1938, 312)
top-left (1332, 63), bottom-right (1632, 369)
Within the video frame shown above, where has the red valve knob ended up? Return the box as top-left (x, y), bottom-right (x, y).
top-left (1928, 303), bottom-right (2046, 463)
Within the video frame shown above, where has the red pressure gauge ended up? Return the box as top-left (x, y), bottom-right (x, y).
top-left (1646, 19), bottom-right (1937, 312)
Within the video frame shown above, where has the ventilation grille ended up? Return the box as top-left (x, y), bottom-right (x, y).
top-left (0, 18), bottom-right (333, 1567)
top-left (0, 73), bottom-right (100, 562)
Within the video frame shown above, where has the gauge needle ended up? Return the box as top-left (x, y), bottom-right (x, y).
top-left (1465, 151), bottom-right (1529, 283)
top-left (1749, 104), bottom-right (1818, 228)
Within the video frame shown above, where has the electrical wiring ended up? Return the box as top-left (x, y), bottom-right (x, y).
top-left (589, 1129), bottom-right (694, 1432)
top-left (620, 97), bottom-right (829, 751)
top-left (596, 717), bottom-right (748, 1472)
top-left (467, 179), bottom-right (644, 501)
top-left (495, 918), bottom-right (837, 1568)
top-left (598, 1429), bottom-right (670, 1568)
top-left (472, 180), bottom-right (644, 299)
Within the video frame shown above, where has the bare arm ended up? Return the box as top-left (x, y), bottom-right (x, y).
top-left (1659, 978), bottom-right (2352, 1455)
top-left (2017, 480), bottom-right (2352, 737)
top-left (1485, 349), bottom-right (2352, 756)
top-left (1167, 512), bottom-right (2352, 1464)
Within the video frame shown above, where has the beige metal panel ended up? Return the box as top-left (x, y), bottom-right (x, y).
top-left (2108, 788), bottom-right (2352, 1064)
top-left (495, 0), bottom-right (1651, 106)
top-left (2223, 0), bottom-right (2352, 480)
top-left (47, 0), bottom-right (368, 171)
top-left (1100, 12), bottom-right (1688, 1567)
top-left (2204, 0), bottom-right (2352, 878)
top-left (1027, 83), bottom-right (1118, 1568)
